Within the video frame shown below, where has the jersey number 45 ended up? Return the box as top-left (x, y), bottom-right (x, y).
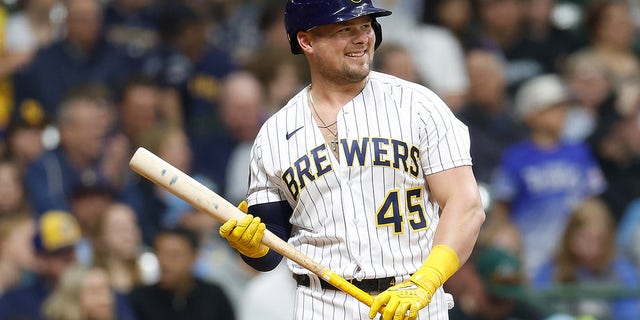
top-left (376, 186), bottom-right (429, 234)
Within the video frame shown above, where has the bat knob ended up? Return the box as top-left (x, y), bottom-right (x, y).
top-left (445, 293), bottom-right (455, 310)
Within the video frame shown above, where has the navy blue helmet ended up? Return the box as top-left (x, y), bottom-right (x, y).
top-left (285, 0), bottom-right (392, 54)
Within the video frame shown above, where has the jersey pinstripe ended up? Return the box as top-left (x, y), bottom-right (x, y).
top-left (246, 71), bottom-right (471, 319)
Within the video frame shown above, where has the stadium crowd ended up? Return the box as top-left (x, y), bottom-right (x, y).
top-left (0, 0), bottom-right (639, 319)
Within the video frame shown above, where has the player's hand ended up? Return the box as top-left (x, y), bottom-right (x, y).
top-left (219, 201), bottom-right (269, 258)
top-left (369, 280), bottom-right (432, 320)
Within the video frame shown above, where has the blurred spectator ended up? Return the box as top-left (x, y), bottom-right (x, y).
top-left (68, 181), bottom-right (115, 267)
top-left (474, 0), bottom-right (551, 94)
top-left (478, 219), bottom-right (524, 259)
top-left (617, 198), bottom-right (640, 267)
top-left (561, 51), bottom-right (615, 143)
top-left (42, 265), bottom-right (135, 320)
top-left (253, 1), bottom-right (289, 51)
top-left (379, 0), bottom-right (469, 111)
top-left (117, 75), bottom-right (164, 145)
top-left (373, 43), bottom-right (422, 84)
top-left (13, 0), bottom-right (131, 118)
top-left (191, 73), bottom-right (265, 304)
top-left (133, 124), bottom-right (215, 244)
top-left (0, 210), bottom-right (80, 319)
top-left (588, 93), bottom-right (640, 220)
top-left (457, 49), bottom-right (525, 184)
top-left (490, 75), bottom-right (606, 279)
top-left (205, 0), bottom-right (263, 64)
top-left (0, 5), bottom-right (10, 137)
top-left (24, 88), bottom-right (133, 215)
top-left (447, 247), bottom-right (547, 319)
top-left (245, 2), bottom-right (309, 115)
top-left (4, 0), bottom-right (63, 53)
top-left (0, 159), bottom-right (31, 217)
top-left (103, 0), bottom-right (159, 66)
top-left (533, 197), bottom-right (640, 319)
top-left (0, 0), bottom-right (62, 135)
top-left (581, 0), bottom-right (639, 89)
top-left (92, 203), bottom-right (147, 294)
top-left (217, 71), bottom-right (265, 204)
top-left (129, 227), bottom-right (235, 320)
top-left (3, 107), bottom-right (47, 166)
top-left (0, 214), bottom-right (35, 295)
top-left (522, 0), bottom-right (581, 73)
top-left (142, 1), bottom-right (237, 151)
top-left (421, 0), bottom-right (475, 50)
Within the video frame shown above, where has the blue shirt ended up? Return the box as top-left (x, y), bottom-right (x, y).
top-left (24, 148), bottom-right (111, 214)
top-left (491, 140), bottom-right (606, 276)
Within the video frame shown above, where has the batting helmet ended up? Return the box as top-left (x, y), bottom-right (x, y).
top-left (285, 0), bottom-right (392, 55)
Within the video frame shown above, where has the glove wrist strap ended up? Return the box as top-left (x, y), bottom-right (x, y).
top-left (409, 244), bottom-right (460, 294)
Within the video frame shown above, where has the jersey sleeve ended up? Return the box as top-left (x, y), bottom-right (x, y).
top-left (245, 129), bottom-right (288, 206)
top-left (416, 94), bottom-right (472, 175)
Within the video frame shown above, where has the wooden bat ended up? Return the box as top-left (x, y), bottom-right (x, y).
top-left (129, 147), bottom-right (378, 308)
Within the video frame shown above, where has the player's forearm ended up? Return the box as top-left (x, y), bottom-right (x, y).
top-left (406, 192), bottom-right (484, 298)
top-left (433, 192), bottom-right (485, 265)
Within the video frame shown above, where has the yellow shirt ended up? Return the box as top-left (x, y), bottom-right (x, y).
top-left (0, 6), bottom-right (13, 131)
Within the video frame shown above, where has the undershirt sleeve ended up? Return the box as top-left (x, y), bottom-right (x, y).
top-left (240, 201), bottom-right (294, 271)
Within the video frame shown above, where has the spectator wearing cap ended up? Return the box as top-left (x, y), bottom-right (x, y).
top-left (0, 210), bottom-right (136, 319)
top-left (473, 247), bottom-right (546, 319)
top-left (446, 245), bottom-right (547, 319)
top-left (489, 74), bottom-right (606, 280)
top-left (0, 210), bottom-right (81, 319)
top-left (3, 102), bottom-right (48, 167)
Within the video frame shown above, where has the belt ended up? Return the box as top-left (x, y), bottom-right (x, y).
top-left (293, 274), bottom-right (398, 293)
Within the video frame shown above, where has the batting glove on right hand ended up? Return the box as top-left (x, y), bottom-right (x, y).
top-left (219, 202), bottom-right (269, 258)
top-left (369, 280), bottom-right (432, 320)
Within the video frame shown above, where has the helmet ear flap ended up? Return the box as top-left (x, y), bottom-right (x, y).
top-left (372, 18), bottom-right (383, 50)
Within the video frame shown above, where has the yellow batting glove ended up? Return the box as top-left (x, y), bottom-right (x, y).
top-left (218, 201), bottom-right (269, 258)
top-left (368, 280), bottom-right (431, 320)
top-left (369, 245), bottom-right (460, 320)
top-left (237, 200), bottom-right (248, 213)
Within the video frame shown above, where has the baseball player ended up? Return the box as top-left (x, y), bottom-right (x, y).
top-left (219, 1), bottom-right (486, 319)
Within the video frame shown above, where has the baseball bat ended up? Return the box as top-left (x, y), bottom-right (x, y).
top-left (129, 147), bottom-right (377, 308)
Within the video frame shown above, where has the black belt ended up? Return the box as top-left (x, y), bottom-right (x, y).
top-left (293, 274), bottom-right (397, 293)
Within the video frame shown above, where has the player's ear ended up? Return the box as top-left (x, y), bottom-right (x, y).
top-left (297, 31), bottom-right (314, 54)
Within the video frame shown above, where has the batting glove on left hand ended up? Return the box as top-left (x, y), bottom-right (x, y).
top-left (369, 280), bottom-right (432, 320)
top-left (219, 201), bottom-right (269, 258)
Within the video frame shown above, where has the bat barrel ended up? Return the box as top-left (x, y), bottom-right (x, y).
top-left (129, 147), bottom-right (243, 222)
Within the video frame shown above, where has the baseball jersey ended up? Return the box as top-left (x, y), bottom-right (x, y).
top-left (491, 140), bottom-right (606, 278)
top-left (247, 71), bottom-right (471, 280)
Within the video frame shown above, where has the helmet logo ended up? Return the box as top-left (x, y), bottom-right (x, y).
top-left (351, 0), bottom-right (363, 3)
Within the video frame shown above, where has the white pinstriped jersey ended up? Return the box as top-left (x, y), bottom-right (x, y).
top-left (246, 71), bottom-right (471, 319)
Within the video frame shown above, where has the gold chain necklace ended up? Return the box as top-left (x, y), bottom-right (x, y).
top-left (308, 90), bottom-right (339, 151)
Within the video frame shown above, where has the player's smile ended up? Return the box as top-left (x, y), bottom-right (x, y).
top-left (345, 50), bottom-right (367, 59)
